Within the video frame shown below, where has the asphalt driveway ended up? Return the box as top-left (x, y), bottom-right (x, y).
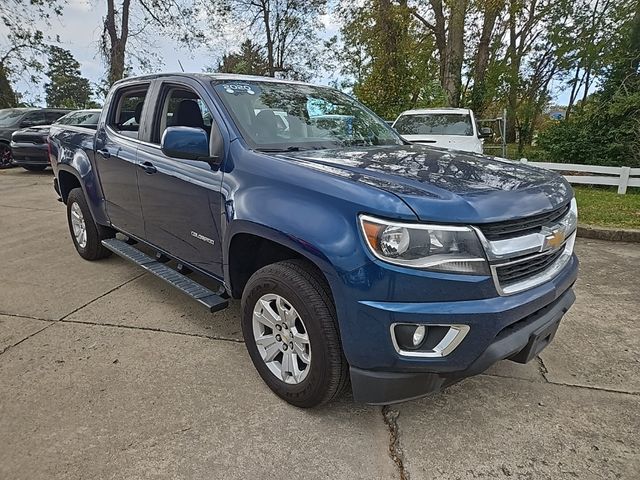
top-left (1, 168), bottom-right (638, 479)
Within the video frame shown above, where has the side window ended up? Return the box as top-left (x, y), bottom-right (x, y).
top-left (153, 86), bottom-right (212, 145)
top-left (22, 111), bottom-right (46, 127)
top-left (109, 85), bottom-right (150, 139)
top-left (45, 111), bottom-right (66, 124)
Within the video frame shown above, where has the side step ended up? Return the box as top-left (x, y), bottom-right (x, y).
top-left (101, 238), bottom-right (229, 313)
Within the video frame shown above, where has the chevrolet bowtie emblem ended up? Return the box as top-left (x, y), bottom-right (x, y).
top-left (544, 230), bottom-right (566, 250)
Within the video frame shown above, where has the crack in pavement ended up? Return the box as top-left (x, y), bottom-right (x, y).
top-left (480, 372), bottom-right (639, 396)
top-left (382, 405), bottom-right (410, 480)
top-left (0, 321), bottom-right (54, 357)
top-left (0, 312), bottom-right (52, 322)
top-left (58, 318), bottom-right (244, 344)
top-left (57, 272), bottom-right (146, 321)
top-left (0, 203), bottom-right (60, 213)
top-left (536, 355), bottom-right (549, 378)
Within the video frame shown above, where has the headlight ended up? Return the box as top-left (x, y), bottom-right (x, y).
top-left (359, 215), bottom-right (489, 275)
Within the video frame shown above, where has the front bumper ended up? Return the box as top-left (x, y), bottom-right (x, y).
top-left (350, 287), bottom-right (574, 404)
top-left (343, 253), bottom-right (578, 404)
top-left (10, 142), bottom-right (48, 166)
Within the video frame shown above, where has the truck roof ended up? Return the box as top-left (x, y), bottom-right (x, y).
top-left (398, 108), bottom-right (472, 116)
top-left (113, 72), bottom-right (317, 88)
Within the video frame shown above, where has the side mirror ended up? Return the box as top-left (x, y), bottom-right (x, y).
top-left (161, 126), bottom-right (220, 168)
top-left (20, 120), bottom-right (35, 128)
top-left (478, 127), bottom-right (493, 139)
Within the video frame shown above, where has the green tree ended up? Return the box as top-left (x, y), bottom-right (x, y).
top-left (218, 40), bottom-right (269, 76)
top-left (44, 47), bottom-right (94, 108)
top-left (537, 1), bottom-right (640, 167)
top-left (337, 0), bottom-right (443, 119)
top-left (205, 0), bottom-right (326, 80)
top-left (0, 64), bottom-right (18, 108)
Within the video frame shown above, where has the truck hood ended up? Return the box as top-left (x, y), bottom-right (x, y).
top-left (275, 145), bottom-right (572, 224)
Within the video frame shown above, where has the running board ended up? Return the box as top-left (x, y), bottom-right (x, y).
top-left (101, 238), bottom-right (229, 312)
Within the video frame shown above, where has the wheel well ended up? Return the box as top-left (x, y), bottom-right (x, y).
top-left (228, 233), bottom-right (325, 299)
top-left (58, 170), bottom-right (81, 203)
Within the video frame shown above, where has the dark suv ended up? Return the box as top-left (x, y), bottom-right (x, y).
top-left (0, 108), bottom-right (71, 168)
top-left (10, 109), bottom-right (101, 171)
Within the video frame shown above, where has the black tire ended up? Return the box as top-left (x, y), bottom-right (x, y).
top-left (0, 143), bottom-right (13, 169)
top-left (22, 165), bottom-right (47, 171)
top-left (241, 260), bottom-right (349, 408)
top-left (66, 188), bottom-right (114, 260)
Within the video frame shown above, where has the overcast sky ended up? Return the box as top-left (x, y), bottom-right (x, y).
top-left (12, 0), bottom-right (572, 107)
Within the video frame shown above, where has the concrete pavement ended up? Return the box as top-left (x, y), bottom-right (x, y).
top-left (0, 168), bottom-right (638, 479)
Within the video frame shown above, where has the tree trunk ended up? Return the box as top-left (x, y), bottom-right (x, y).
top-left (505, 2), bottom-right (519, 143)
top-left (442, 0), bottom-right (467, 106)
top-left (470, 0), bottom-right (502, 115)
top-left (105, 0), bottom-right (130, 86)
top-left (428, 0), bottom-right (447, 87)
top-left (261, 0), bottom-right (275, 77)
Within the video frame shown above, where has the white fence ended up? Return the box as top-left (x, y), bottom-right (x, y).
top-left (519, 160), bottom-right (640, 194)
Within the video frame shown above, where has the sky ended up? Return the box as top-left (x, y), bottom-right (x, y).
top-left (8, 0), bottom-right (574, 107)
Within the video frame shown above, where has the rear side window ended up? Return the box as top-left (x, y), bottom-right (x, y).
top-left (45, 111), bottom-right (67, 123)
top-left (109, 85), bottom-right (150, 139)
top-left (22, 111), bottom-right (46, 127)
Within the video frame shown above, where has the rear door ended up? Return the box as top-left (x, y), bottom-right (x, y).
top-left (94, 83), bottom-right (150, 237)
top-left (136, 78), bottom-right (225, 277)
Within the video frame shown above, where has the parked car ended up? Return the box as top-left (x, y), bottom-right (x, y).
top-left (0, 108), bottom-right (71, 168)
top-left (392, 108), bottom-right (492, 154)
top-left (10, 109), bottom-right (101, 171)
top-left (49, 73), bottom-right (578, 408)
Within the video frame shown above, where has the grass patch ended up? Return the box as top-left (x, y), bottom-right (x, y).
top-left (573, 185), bottom-right (640, 229)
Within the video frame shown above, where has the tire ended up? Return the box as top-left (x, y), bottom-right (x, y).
top-left (241, 259), bottom-right (349, 408)
top-left (66, 188), bottom-right (114, 260)
top-left (22, 165), bottom-right (47, 171)
top-left (0, 143), bottom-right (13, 169)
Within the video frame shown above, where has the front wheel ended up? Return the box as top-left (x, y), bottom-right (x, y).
top-left (241, 260), bottom-right (349, 408)
top-left (66, 188), bottom-right (114, 260)
top-left (0, 143), bottom-right (13, 169)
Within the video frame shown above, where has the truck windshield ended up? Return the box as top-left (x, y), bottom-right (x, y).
top-left (0, 110), bottom-right (28, 127)
top-left (212, 80), bottom-right (402, 151)
top-left (394, 113), bottom-right (474, 136)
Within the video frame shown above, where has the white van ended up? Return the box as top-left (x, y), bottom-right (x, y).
top-left (392, 108), bottom-right (491, 154)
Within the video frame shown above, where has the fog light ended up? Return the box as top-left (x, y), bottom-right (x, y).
top-left (394, 324), bottom-right (428, 350)
top-left (412, 325), bottom-right (426, 346)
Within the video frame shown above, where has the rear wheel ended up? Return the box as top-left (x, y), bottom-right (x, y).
top-left (0, 143), bottom-right (13, 169)
top-left (22, 165), bottom-right (47, 171)
top-left (241, 260), bottom-right (349, 408)
top-left (66, 188), bottom-right (114, 260)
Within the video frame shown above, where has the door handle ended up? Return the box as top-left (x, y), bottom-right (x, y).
top-left (97, 148), bottom-right (111, 158)
top-left (138, 161), bottom-right (157, 174)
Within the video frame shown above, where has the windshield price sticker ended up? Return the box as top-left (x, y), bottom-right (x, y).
top-left (223, 84), bottom-right (256, 95)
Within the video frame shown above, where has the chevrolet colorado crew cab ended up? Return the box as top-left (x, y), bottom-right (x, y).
top-left (49, 73), bottom-right (578, 408)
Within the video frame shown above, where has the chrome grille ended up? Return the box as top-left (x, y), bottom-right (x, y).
top-left (12, 134), bottom-right (45, 144)
top-left (479, 203), bottom-right (571, 240)
top-left (495, 248), bottom-right (565, 285)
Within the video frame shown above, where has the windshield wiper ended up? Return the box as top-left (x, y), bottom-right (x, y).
top-left (256, 146), bottom-right (302, 153)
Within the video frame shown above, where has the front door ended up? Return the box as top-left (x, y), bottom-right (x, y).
top-left (95, 84), bottom-right (150, 237)
top-left (136, 81), bottom-right (225, 277)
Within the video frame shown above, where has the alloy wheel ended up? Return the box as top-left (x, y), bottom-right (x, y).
top-left (70, 202), bottom-right (87, 248)
top-left (252, 293), bottom-right (312, 384)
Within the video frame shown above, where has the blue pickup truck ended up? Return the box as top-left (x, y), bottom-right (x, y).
top-left (49, 73), bottom-right (578, 407)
